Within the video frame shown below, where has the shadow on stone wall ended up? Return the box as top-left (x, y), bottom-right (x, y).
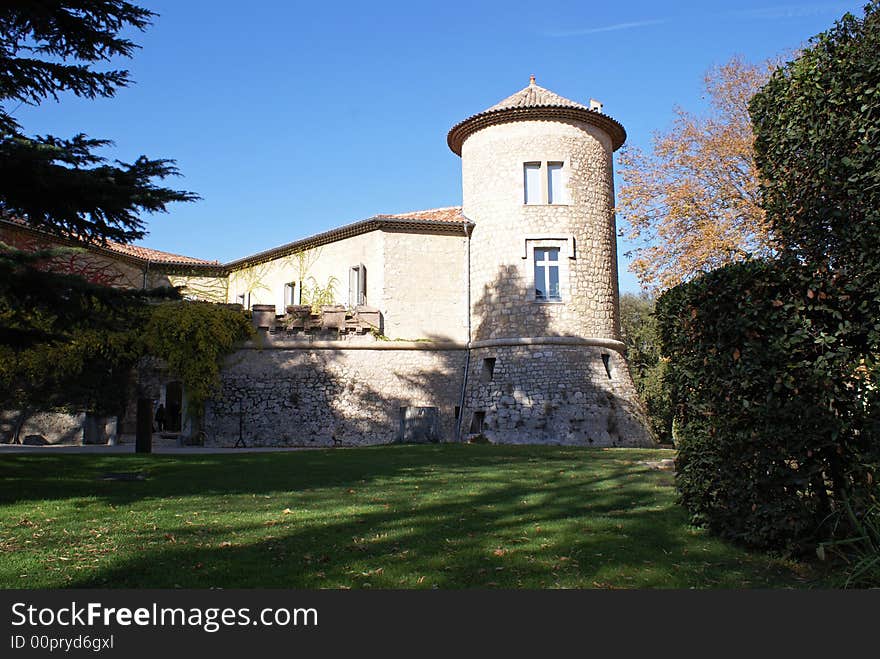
top-left (200, 263), bottom-right (652, 448)
top-left (465, 264), bottom-right (653, 447)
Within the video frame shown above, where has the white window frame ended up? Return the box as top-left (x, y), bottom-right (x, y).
top-left (547, 161), bottom-right (566, 204)
top-left (348, 263), bottom-right (366, 309)
top-left (533, 247), bottom-right (562, 301)
top-left (523, 162), bottom-right (542, 205)
top-left (523, 238), bottom-right (571, 303)
top-left (522, 160), bottom-right (568, 205)
top-left (283, 282), bottom-right (296, 307)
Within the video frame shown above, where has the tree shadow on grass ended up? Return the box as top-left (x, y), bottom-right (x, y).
top-left (0, 447), bottom-right (808, 589)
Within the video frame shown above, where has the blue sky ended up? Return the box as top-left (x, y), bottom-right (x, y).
top-left (12, 1), bottom-right (866, 292)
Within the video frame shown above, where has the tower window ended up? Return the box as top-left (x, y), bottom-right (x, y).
top-left (534, 247), bottom-right (561, 301)
top-left (547, 162), bottom-right (565, 204)
top-left (480, 357), bottom-right (497, 383)
top-left (524, 163), bottom-right (541, 204)
top-left (601, 353), bottom-right (613, 379)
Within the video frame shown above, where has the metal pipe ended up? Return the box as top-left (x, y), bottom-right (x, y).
top-left (455, 217), bottom-right (472, 442)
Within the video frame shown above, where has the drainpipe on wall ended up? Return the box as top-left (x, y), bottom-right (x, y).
top-left (455, 217), bottom-right (472, 442)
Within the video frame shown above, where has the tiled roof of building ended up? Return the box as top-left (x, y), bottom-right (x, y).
top-left (380, 206), bottom-right (465, 224)
top-left (99, 242), bottom-right (219, 265)
top-left (486, 78), bottom-right (590, 112)
top-left (224, 207), bottom-right (471, 269)
top-left (1, 217), bottom-right (220, 267)
top-left (447, 76), bottom-right (627, 155)
top-left (4, 208), bottom-right (469, 273)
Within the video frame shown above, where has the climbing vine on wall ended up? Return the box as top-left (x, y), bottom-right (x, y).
top-left (142, 302), bottom-right (253, 413)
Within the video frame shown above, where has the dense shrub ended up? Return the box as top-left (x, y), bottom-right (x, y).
top-left (658, 260), bottom-right (880, 551)
top-left (657, 3), bottom-right (880, 554)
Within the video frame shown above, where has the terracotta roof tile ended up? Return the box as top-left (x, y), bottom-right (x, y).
top-left (447, 77), bottom-right (626, 155)
top-left (381, 206), bottom-right (465, 224)
top-left (486, 80), bottom-right (589, 112)
top-left (1, 217), bottom-right (219, 266)
top-left (100, 242), bottom-right (219, 265)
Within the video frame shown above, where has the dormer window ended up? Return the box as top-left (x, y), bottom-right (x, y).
top-left (523, 161), bottom-right (567, 205)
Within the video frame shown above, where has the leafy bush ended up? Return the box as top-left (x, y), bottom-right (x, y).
top-left (657, 3), bottom-right (880, 555)
top-left (657, 260), bottom-right (880, 551)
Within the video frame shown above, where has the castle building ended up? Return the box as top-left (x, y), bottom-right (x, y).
top-left (1, 78), bottom-right (653, 448)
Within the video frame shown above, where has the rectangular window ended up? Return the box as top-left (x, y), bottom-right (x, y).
top-left (284, 282), bottom-right (296, 307)
top-left (547, 162), bottom-right (564, 204)
top-left (524, 163), bottom-right (541, 205)
top-left (348, 264), bottom-right (367, 308)
top-left (534, 247), bottom-right (561, 301)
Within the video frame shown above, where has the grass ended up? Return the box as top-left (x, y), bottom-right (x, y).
top-left (0, 445), bottom-right (821, 589)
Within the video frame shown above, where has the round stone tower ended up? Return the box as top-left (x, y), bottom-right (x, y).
top-left (448, 76), bottom-right (654, 446)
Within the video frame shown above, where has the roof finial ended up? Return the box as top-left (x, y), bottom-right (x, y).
top-left (529, 74), bottom-right (536, 86)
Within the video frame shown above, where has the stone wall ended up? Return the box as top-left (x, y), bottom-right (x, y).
top-left (1, 410), bottom-right (117, 445)
top-left (461, 119), bottom-right (620, 341)
top-left (462, 343), bottom-right (653, 447)
top-left (202, 340), bottom-right (467, 447)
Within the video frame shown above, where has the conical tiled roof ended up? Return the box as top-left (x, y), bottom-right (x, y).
top-left (447, 76), bottom-right (626, 155)
top-left (486, 77), bottom-right (590, 112)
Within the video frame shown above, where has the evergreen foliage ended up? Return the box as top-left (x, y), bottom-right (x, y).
top-left (658, 4), bottom-right (880, 553)
top-left (0, 2), bottom-right (200, 421)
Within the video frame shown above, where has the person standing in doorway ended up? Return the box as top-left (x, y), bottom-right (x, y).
top-left (155, 403), bottom-right (166, 433)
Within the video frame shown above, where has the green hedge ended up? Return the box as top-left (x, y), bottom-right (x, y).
top-left (657, 260), bottom-right (880, 551)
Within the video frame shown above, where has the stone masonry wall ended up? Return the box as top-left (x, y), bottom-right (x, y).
top-left (203, 343), bottom-right (467, 447)
top-left (462, 119), bottom-right (620, 341)
top-left (463, 344), bottom-right (653, 447)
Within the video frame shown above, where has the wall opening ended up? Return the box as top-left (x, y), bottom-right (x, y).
top-left (164, 381), bottom-right (183, 432)
top-left (454, 406), bottom-right (461, 419)
top-left (480, 357), bottom-right (497, 383)
top-left (469, 411), bottom-right (485, 434)
top-left (601, 353), bottom-right (612, 379)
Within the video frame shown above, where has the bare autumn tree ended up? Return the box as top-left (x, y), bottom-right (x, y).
top-left (617, 57), bottom-right (778, 292)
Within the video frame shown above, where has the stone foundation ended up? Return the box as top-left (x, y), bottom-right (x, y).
top-left (201, 336), bottom-right (654, 448)
top-left (1, 410), bottom-right (117, 445)
top-left (461, 342), bottom-right (653, 447)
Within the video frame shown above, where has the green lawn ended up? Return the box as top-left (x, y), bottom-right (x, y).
top-left (0, 445), bottom-right (820, 588)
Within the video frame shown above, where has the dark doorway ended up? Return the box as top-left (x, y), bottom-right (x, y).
top-left (165, 381), bottom-right (183, 432)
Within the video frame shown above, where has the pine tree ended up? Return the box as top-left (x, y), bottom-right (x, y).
top-left (0, 2), bottom-right (196, 428)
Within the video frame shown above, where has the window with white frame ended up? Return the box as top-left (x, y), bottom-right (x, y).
top-left (348, 264), bottom-right (366, 308)
top-left (523, 161), bottom-right (567, 205)
top-left (283, 282), bottom-right (296, 307)
top-left (547, 162), bottom-right (565, 204)
top-left (533, 247), bottom-right (561, 301)
top-left (523, 163), bottom-right (541, 205)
